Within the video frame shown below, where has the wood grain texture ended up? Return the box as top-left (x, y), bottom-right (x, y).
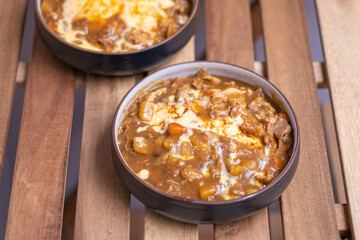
top-left (154, 37), bottom-right (195, 71)
top-left (74, 74), bottom-right (134, 240)
top-left (254, 61), bottom-right (326, 87)
top-left (5, 33), bottom-right (75, 240)
top-left (144, 38), bottom-right (199, 240)
top-left (144, 209), bottom-right (198, 240)
top-left (206, 1), bottom-right (270, 239)
top-left (0, 0), bottom-right (27, 178)
top-left (260, 0), bottom-right (338, 238)
top-left (315, 0), bottom-right (360, 238)
top-left (205, 0), bottom-right (254, 70)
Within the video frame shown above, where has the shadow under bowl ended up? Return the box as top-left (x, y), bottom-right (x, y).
top-left (112, 61), bottom-right (300, 223)
top-left (35, 0), bottom-right (199, 76)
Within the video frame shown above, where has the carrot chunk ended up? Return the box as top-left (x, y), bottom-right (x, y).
top-left (272, 156), bottom-right (284, 170)
top-left (199, 185), bottom-right (217, 200)
top-left (278, 112), bottom-right (290, 123)
top-left (168, 123), bottom-right (187, 135)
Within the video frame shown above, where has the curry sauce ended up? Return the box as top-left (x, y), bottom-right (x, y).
top-left (118, 69), bottom-right (293, 201)
top-left (41, 0), bottom-right (191, 52)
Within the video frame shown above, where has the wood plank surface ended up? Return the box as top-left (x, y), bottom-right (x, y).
top-left (205, 1), bottom-right (271, 239)
top-left (206, 0), bottom-right (254, 70)
top-left (0, 0), bottom-right (27, 178)
top-left (145, 209), bottom-right (198, 240)
top-left (254, 61), bottom-right (326, 87)
top-left (144, 38), bottom-right (198, 240)
top-left (315, 0), bottom-right (360, 238)
top-left (5, 33), bottom-right (75, 239)
top-left (74, 75), bottom-right (135, 240)
top-left (260, 0), bottom-right (339, 238)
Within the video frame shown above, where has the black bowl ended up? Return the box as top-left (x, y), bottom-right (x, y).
top-left (112, 62), bottom-right (300, 223)
top-left (35, 0), bottom-right (199, 75)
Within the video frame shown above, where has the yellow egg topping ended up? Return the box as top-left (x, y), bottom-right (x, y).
top-left (41, 0), bottom-right (191, 52)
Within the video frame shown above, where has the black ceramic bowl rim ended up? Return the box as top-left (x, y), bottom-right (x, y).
top-left (112, 61), bottom-right (300, 207)
top-left (35, 0), bottom-right (199, 55)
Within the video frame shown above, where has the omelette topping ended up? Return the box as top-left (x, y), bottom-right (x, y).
top-left (41, 0), bottom-right (191, 52)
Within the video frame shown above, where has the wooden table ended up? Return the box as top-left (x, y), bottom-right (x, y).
top-left (1, 0), bottom-right (359, 239)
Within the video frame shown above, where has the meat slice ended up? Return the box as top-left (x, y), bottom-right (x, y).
top-left (240, 114), bottom-right (266, 138)
top-left (270, 116), bottom-right (292, 145)
top-left (192, 77), bottom-right (203, 90)
top-left (248, 95), bottom-right (276, 123)
top-left (125, 29), bottom-right (151, 46)
top-left (230, 103), bottom-right (242, 118)
top-left (175, 83), bottom-right (192, 102)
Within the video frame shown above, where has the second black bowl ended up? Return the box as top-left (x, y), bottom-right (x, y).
top-left (35, 0), bottom-right (199, 75)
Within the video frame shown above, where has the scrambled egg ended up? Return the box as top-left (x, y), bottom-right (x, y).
top-left (57, 0), bottom-right (176, 51)
top-left (148, 101), bottom-right (263, 148)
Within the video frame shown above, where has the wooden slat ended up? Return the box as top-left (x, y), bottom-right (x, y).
top-left (335, 203), bottom-right (351, 238)
top-left (144, 38), bottom-right (198, 240)
top-left (5, 33), bottom-right (75, 239)
top-left (254, 61), bottom-right (327, 87)
top-left (206, 0), bottom-right (254, 70)
top-left (0, 0), bottom-right (27, 178)
top-left (320, 103), bottom-right (346, 203)
top-left (205, 1), bottom-right (271, 239)
top-left (144, 209), bottom-right (198, 240)
top-left (260, 0), bottom-right (339, 238)
top-left (315, 0), bottom-right (360, 238)
top-left (74, 75), bottom-right (134, 240)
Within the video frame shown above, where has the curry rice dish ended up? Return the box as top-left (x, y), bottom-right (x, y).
top-left (41, 0), bottom-right (191, 52)
top-left (118, 69), bottom-right (293, 201)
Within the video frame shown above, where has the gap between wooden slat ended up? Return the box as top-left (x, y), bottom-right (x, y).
top-left (320, 103), bottom-right (346, 204)
top-left (251, 0), bottom-right (262, 43)
top-left (15, 62), bottom-right (28, 88)
top-left (267, 199), bottom-right (284, 240)
top-left (335, 203), bottom-right (351, 238)
top-left (130, 194), bottom-right (145, 240)
top-left (62, 191), bottom-right (77, 240)
top-left (74, 70), bottom-right (87, 88)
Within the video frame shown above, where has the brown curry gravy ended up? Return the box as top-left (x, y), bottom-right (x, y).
top-left (41, 0), bottom-right (191, 52)
top-left (118, 69), bottom-right (293, 201)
